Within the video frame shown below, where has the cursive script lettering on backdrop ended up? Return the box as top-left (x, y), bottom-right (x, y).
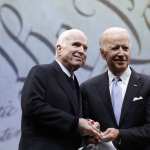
top-left (73, 0), bottom-right (150, 66)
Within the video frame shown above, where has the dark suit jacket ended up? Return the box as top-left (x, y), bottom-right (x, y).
top-left (81, 69), bottom-right (150, 150)
top-left (19, 61), bottom-right (82, 150)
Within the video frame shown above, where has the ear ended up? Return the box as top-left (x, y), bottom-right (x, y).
top-left (56, 45), bottom-right (62, 57)
top-left (100, 48), bottom-right (107, 59)
top-left (56, 44), bottom-right (61, 50)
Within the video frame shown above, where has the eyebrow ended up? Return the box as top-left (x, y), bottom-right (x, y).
top-left (72, 42), bottom-right (88, 50)
top-left (110, 44), bottom-right (129, 49)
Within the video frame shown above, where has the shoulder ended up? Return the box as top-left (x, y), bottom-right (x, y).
top-left (29, 61), bottom-right (57, 75)
top-left (131, 68), bottom-right (150, 81)
top-left (80, 72), bottom-right (107, 89)
top-left (139, 73), bottom-right (150, 81)
top-left (25, 62), bottom-right (57, 82)
top-left (28, 64), bottom-right (49, 76)
top-left (131, 69), bottom-right (150, 89)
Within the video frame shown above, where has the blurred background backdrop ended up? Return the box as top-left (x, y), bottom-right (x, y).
top-left (0, 0), bottom-right (150, 149)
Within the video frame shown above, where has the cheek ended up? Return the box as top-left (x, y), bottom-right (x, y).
top-left (83, 53), bottom-right (87, 59)
top-left (106, 55), bottom-right (113, 62)
top-left (82, 57), bottom-right (86, 64)
top-left (63, 51), bottom-right (71, 57)
top-left (127, 54), bottom-right (130, 59)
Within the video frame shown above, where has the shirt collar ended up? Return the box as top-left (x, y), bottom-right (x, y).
top-left (55, 59), bottom-right (73, 78)
top-left (108, 66), bottom-right (131, 85)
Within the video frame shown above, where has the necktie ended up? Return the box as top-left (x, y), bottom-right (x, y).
top-left (68, 75), bottom-right (75, 89)
top-left (68, 75), bottom-right (79, 96)
top-left (111, 77), bottom-right (123, 125)
top-left (67, 75), bottom-right (79, 106)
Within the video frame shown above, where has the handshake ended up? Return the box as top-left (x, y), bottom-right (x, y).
top-left (78, 118), bottom-right (119, 144)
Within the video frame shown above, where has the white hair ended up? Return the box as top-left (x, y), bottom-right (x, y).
top-left (55, 28), bottom-right (87, 57)
top-left (99, 27), bottom-right (130, 49)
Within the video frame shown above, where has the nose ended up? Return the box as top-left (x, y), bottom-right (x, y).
top-left (80, 46), bottom-right (84, 52)
top-left (79, 45), bottom-right (86, 54)
top-left (118, 46), bottom-right (124, 55)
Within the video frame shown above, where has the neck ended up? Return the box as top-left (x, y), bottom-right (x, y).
top-left (56, 59), bottom-right (75, 75)
top-left (111, 70), bottom-right (124, 77)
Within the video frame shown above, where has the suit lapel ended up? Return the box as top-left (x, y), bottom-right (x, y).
top-left (74, 76), bottom-right (82, 117)
top-left (97, 72), bottom-right (117, 126)
top-left (119, 70), bottom-right (143, 126)
top-left (52, 61), bottom-right (79, 115)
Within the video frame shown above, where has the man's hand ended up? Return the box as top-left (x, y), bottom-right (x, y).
top-left (78, 118), bottom-right (101, 142)
top-left (87, 119), bottom-right (100, 132)
top-left (101, 128), bottom-right (119, 141)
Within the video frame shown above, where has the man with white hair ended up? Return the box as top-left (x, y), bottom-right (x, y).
top-left (81, 27), bottom-right (150, 150)
top-left (19, 29), bottom-right (101, 150)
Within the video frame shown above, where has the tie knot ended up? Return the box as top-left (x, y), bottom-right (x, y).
top-left (68, 74), bottom-right (75, 83)
top-left (69, 74), bottom-right (74, 80)
top-left (113, 77), bottom-right (121, 84)
top-left (114, 76), bottom-right (121, 81)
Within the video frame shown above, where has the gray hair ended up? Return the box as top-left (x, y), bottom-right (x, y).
top-left (99, 27), bottom-right (130, 49)
top-left (55, 29), bottom-right (87, 57)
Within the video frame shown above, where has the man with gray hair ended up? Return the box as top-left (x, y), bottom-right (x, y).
top-left (81, 27), bottom-right (150, 150)
top-left (19, 29), bottom-right (101, 150)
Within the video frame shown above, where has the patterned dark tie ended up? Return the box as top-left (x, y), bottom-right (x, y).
top-left (68, 75), bottom-right (76, 89)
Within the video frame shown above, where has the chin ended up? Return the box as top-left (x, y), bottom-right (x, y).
top-left (115, 63), bottom-right (127, 68)
top-left (116, 68), bottom-right (127, 74)
top-left (72, 63), bottom-right (82, 70)
top-left (73, 61), bottom-right (83, 65)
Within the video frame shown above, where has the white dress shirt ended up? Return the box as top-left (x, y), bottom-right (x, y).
top-left (55, 59), bottom-right (74, 79)
top-left (108, 66), bottom-right (131, 103)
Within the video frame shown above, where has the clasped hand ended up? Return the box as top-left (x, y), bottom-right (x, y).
top-left (78, 118), bottom-right (101, 142)
top-left (78, 118), bottom-right (119, 144)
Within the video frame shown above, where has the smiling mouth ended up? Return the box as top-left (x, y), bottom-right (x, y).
top-left (74, 56), bottom-right (82, 59)
top-left (114, 59), bottom-right (127, 62)
top-left (114, 60), bottom-right (127, 65)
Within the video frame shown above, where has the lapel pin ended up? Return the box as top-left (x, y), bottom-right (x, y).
top-left (133, 84), bottom-right (138, 87)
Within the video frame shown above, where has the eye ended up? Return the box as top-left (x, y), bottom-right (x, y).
top-left (83, 45), bottom-right (88, 51)
top-left (111, 45), bottom-right (129, 51)
top-left (111, 45), bottom-right (120, 51)
top-left (122, 45), bottom-right (129, 51)
top-left (72, 42), bottom-right (81, 47)
top-left (72, 42), bottom-right (88, 51)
